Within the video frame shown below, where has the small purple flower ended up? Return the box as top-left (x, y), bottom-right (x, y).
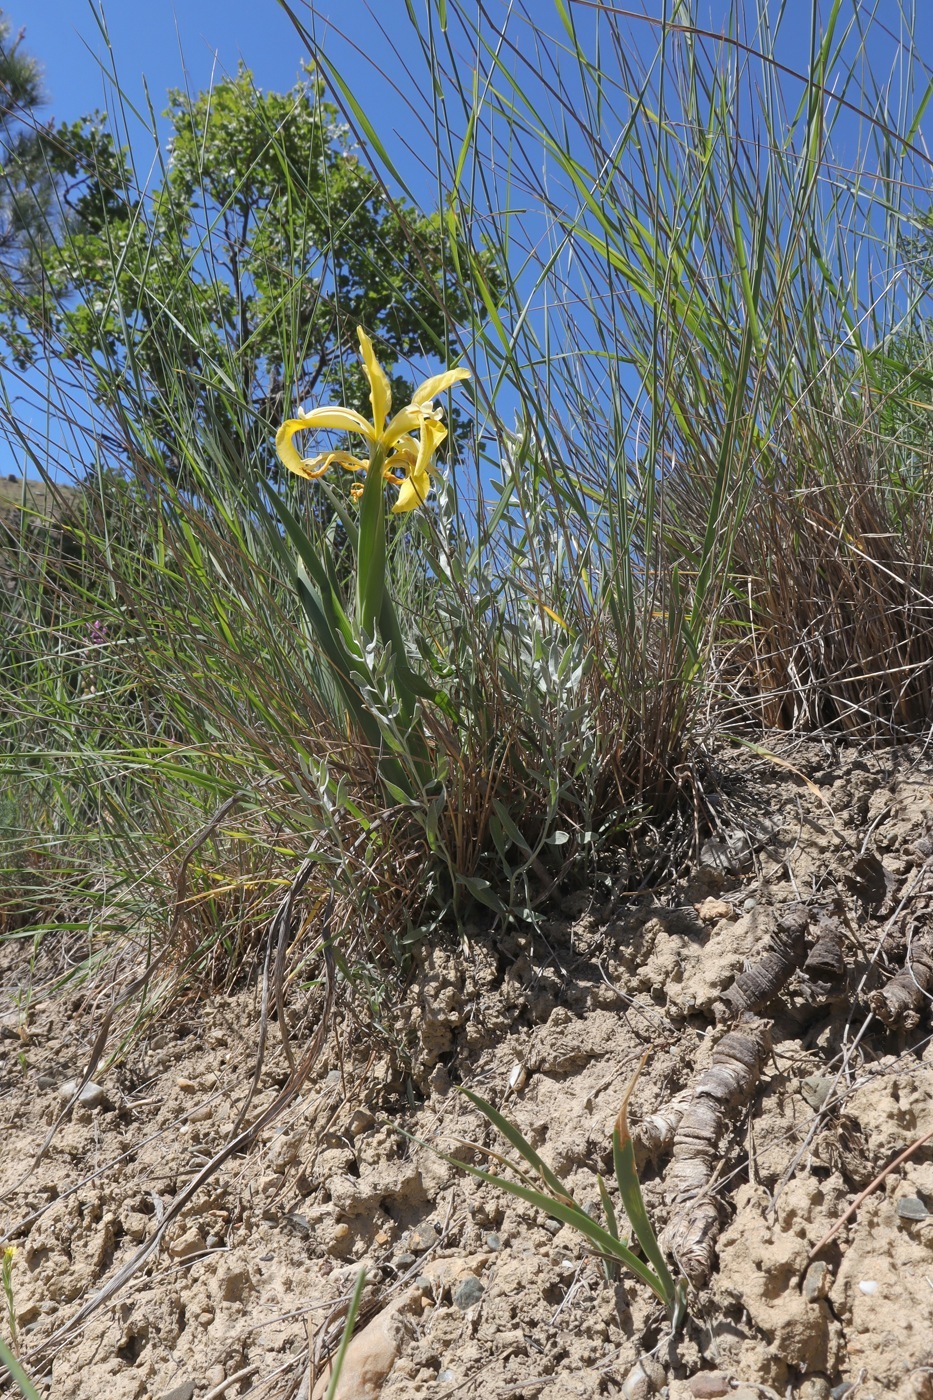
top-left (87, 620), bottom-right (108, 646)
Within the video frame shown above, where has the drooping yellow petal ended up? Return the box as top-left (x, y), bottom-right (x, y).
top-left (275, 411), bottom-right (376, 478)
top-left (275, 420), bottom-right (323, 479)
top-left (357, 327), bottom-right (392, 438)
top-left (411, 366), bottom-right (471, 406)
top-left (317, 450), bottom-right (370, 475)
top-left (292, 452), bottom-right (332, 480)
top-left (295, 406), bottom-right (377, 439)
top-left (391, 417), bottom-right (447, 514)
top-left (392, 467), bottom-right (431, 514)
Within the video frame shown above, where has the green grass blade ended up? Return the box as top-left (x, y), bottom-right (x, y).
top-left (324, 1267), bottom-right (367, 1400)
top-left (458, 1087), bottom-right (575, 1202)
top-left (447, 1154), bottom-right (669, 1302)
top-left (0, 1339), bottom-right (42, 1400)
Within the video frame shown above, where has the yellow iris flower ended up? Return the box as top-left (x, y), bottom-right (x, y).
top-left (275, 328), bottom-right (470, 514)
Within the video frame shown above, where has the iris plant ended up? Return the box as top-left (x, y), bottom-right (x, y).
top-left (271, 330), bottom-right (470, 794)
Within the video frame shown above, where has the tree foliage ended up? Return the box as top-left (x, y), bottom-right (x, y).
top-left (0, 64), bottom-right (485, 470)
top-left (0, 9), bottom-right (55, 294)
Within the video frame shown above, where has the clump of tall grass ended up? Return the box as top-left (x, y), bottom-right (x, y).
top-left (367, 0), bottom-right (933, 740)
top-left (2, 0), bottom-right (933, 1038)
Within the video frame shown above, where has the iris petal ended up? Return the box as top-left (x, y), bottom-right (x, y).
top-left (276, 421), bottom-right (325, 479)
top-left (357, 327), bottom-right (393, 437)
top-left (391, 418), bottom-right (447, 514)
top-left (295, 406), bottom-right (377, 439)
top-left (411, 366), bottom-right (471, 406)
top-left (382, 404), bottom-right (428, 446)
top-left (392, 469), bottom-right (431, 514)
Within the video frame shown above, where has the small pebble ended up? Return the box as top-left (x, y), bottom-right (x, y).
top-left (699, 838), bottom-right (729, 870)
top-left (858, 1279), bottom-right (879, 1295)
top-left (409, 1221), bottom-right (438, 1253)
top-left (57, 1078), bottom-right (105, 1109)
top-left (395, 1252), bottom-right (417, 1270)
top-left (687, 1374), bottom-right (732, 1398)
top-left (347, 1107), bottom-right (375, 1136)
top-left (801, 1075), bottom-right (835, 1110)
top-left (452, 1276), bottom-right (485, 1310)
top-left (831, 1385), bottom-right (854, 1400)
top-left (622, 1361), bottom-right (656, 1399)
top-left (803, 1260), bottom-right (831, 1302)
top-left (168, 1226), bottom-right (204, 1261)
top-left (695, 898), bottom-right (735, 923)
top-left (797, 1379), bottom-right (831, 1400)
top-left (484, 1232), bottom-right (502, 1251)
top-left (157, 1384), bottom-right (195, 1400)
top-left (896, 1196), bottom-right (930, 1221)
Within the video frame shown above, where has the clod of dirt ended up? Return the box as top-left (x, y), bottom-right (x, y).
top-left (715, 1179), bottom-right (845, 1383)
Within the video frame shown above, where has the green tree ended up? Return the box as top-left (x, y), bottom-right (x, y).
top-left (1, 64), bottom-right (483, 473)
top-left (0, 11), bottom-right (55, 294)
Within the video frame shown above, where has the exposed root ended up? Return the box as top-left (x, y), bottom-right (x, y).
top-left (660, 1017), bottom-right (772, 1288)
top-left (868, 934), bottom-right (933, 1031)
top-left (716, 904), bottom-right (809, 1019)
top-left (635, 1089), bottom-right (693, 1160)
top-left (799, 904), bottom-right (848, 1004)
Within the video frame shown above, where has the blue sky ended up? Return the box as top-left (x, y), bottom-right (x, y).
top-left (24, 0), bottom-right (374, 119)
top-left (19, 0), bottom-right (437, 199)
top-left (1, 0), bottom-right (441, 478)
top-left (20, 1), bottom-right (933, 211)
top-left (6, 2), bottom-right (933, 482)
